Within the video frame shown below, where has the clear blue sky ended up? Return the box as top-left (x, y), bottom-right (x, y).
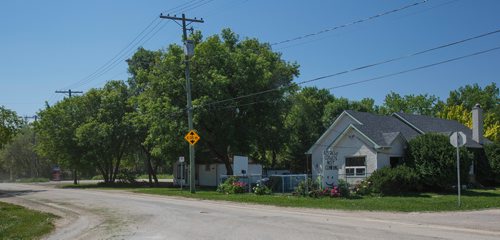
top-left (1, 0), bottom-right (499, 117)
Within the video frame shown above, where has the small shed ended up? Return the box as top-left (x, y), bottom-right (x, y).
top-left (173, 156), bottom-right (263, 187)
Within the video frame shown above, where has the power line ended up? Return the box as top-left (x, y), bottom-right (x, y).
top-left (270, 0), bottom-right (428, 46)
top-left (195, 28), bottom-right (500, 109)
top-left (197, 45), bottom-right (496, 110)
top-left (274, 0), bottom-right (461, 52)
top-left (200, 45), bottom-right (500, 113)
top-left (326, 46), bottom-right (500, 91)
top-left (175, 0), bottom-right (215, 13)
top-left (63, 0), bottom-right (216, 90)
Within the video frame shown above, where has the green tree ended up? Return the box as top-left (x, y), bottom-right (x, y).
top-left (321, 96), bottom-right (378, 128)
top-left (0, 106), bottom-right (23, 149)
top-left (75, 81), bottom-right (134, 183)
top-left (130, 29), bottom-right (299, 174)
top-left (379, 92), bottom-right (443, 116)
top-left (127, 47), bottom-right (166, 185)
top-left (442, 83), bottom-right (500, 142)
top-left (405, 133), bottom-right (472, 190)
top-left (484, 142), bottom-right (500, 183)
top-left (36, 97), bottom-right (88, 184)
top-left (447, 82), bottom-right (499, 112)
top-left (284, 87), bottom-right (334, 172)
top-left (0, 126), bottom-right (51, 180)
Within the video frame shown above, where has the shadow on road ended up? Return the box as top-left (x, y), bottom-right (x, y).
top-left (0, 189), bottom-right (46, 198)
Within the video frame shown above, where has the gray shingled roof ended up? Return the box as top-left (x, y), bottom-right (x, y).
top-left (345, 110), bottom-right (420, 146)
top-left (393, 112), bottom-right (484, 148)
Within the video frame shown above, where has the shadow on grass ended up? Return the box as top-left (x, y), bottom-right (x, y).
top-left (63, 181), bottom-right (174, 189)
top-left (0, 189), bottom-right (46, 198)
top-left (462, 190), bottom-right (500, 197)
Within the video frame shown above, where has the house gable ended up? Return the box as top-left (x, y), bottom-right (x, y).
top-left (306, 111), bottom-right (361, 154)
top-left (329, 124), bottom-right (381, 150)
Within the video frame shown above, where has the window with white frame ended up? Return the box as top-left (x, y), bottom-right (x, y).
top-left (345, 156), bottom-right (366, 177)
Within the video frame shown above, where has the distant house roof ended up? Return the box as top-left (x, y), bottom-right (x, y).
top-left (393, 112), bottom-right (484, 148)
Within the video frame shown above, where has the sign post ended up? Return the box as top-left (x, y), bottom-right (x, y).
top-left (184, 130), bottom-right (200, 193)
top-left (450, 131), bottom-right (466, 207)
top-left (179, 156), bottom-right (185, 190)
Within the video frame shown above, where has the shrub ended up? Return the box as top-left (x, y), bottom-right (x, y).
top-left (294, 178), bottom-right (320, 197)
top-left (217, 176), bottom-right (247, 194)
top-left (484, 142), bottom-right (500, 183)
top-left (252, 183), bottom-right (272, 195)
top-left (337, 179), bottom-right (351, 198)
top-left (362, 166), bottom-right (419, 195)
top-left (353, 180), bottom-right (372, 196)
top-left (406, 133), bottom-right (473, 191)
top-left (321, 186), bottom-right (341, 197)
top-left (116, 169), bottom-right (137, 184)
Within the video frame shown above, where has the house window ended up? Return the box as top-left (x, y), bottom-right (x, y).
top-left (390, 157), bottom-right (404, 168)
top-left (345, 156), bottom-right (366, 177)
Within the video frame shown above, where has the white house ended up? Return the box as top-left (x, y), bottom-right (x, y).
top-left (307, 105), bottom-right (486, 187)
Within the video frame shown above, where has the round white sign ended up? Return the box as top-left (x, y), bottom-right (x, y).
top-left (450, 131), bottom-right (467, 148)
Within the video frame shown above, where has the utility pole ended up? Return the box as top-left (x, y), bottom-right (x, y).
top-left (160, 13), bottom-right (204, 193)
top-left (55, 89), bottom-right (83, 98)
top-left (55, 89), bottom-right (83, 184)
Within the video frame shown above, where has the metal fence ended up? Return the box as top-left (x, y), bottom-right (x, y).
top-left (268, 174), bottom-right (307, 193)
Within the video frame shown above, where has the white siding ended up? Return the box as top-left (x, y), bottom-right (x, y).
top-left (198, 164), bottom-right (218, 186)
top-left (376, 135), bottom-right (406, 169)
top-left (192, 163), bottom-right (262, 187)
top-left (311, 114), bottom-right (359, 179)
top-left (332, 128), bottom-right (377, 185)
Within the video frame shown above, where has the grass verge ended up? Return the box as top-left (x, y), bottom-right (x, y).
top-left (0, 201), bottom-right (57, 240)
top-left (13, 178), bottom-right (50, 183)
top-left (63, 183), bottom-right (500, 212)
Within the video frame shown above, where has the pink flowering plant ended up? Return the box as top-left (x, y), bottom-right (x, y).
top-left (217, 176), bottom-right (247, 194)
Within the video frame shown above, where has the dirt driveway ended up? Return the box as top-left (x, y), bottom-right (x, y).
top-left (1, 182), bottom-right (499, 240)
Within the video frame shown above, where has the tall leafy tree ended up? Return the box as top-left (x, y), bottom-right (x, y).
top-left (0, 126), bottom-right (51, 180)
top-left (379, 92), bottom-right (443, 116)
top-left (75, 81), bottom-right (134, 183)
top-left (447, 82), bottom-right (499, 112)
top-left (36, 97), bottom-right (88, 184)
top-left (0, 106), bottom-right (23, 149)
top-left (284, 87), bottom-right (334, 172)
top-left (130, 29), bottom-right (299, 174)
top-left (321, 96), bottom-right (378, 128)
top-left (440, 83), bottom-right (500, 142)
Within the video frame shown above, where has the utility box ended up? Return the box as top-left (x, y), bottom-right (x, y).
top-left (184, 40), bottom-right (195, 57)
top-left (233, 155), bottom-right (249, 176)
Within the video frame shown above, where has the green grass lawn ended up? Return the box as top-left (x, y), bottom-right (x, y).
top-left (90, 174), bottom-right (173, 181)
top-left (0, 201), bottom-right (57, 240)
top-left (136, 174), bottom-right (173, 179)
top-left (63, 182), bottom-right (500, 212)
top-left (133, 187), bottom-right (500, 212)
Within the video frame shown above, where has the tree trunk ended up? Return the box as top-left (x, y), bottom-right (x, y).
top-left (146, 157), bottom-right (154, 187)
top-left (73, 168), bottom-right (78, 185)
top-left (152, 162), bottom-right (159, 185)
top-left (271, 149), bottom-right (277, 169)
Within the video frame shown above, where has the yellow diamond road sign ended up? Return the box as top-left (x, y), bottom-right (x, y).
top-left (184, 130), bottom-right (200, 145)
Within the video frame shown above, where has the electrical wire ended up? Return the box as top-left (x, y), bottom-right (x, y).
top-left (270, 0), bottom-right (428, 46)
top-left (275, 0), bottom-right (460, 51)
top-left (63, 0), bottom-right (216, 90)
top-left (326, 45), bottom-right (500, 91)
top-left (195, 28), bottom-right (500, 109)
top-left (199, 45), bottom-right (500, 113)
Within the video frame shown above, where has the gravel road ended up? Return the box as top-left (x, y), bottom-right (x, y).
top-left (1, 182), bottom-right (499, 240)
